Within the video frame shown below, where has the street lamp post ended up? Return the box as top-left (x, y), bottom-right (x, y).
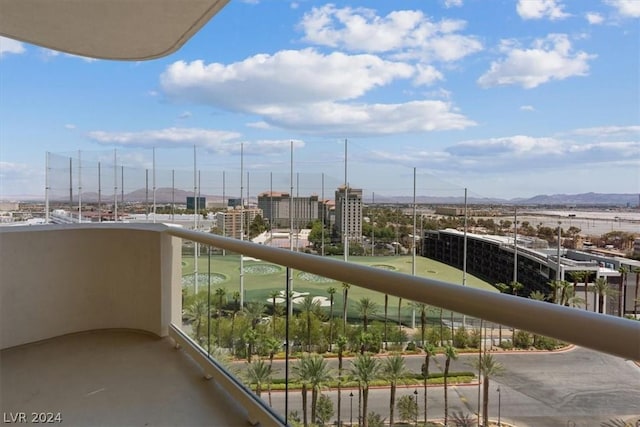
top-left (414, 389), bottom-right (418, 427)
top-left (497, 386), bottom-right (501, 426)
top-left (349, 392), bottom-right (354, 427)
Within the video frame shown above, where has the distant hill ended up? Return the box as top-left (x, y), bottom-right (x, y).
top-left (22, 190), bottom-right (640, 207)
top-left (369, 192), bottom-right (638, 206)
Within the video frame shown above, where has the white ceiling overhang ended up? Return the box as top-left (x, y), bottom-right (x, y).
top-left (0, 0), bottom-right (230, 60)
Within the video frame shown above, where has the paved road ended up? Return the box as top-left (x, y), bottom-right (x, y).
top-left (242, 347), bottom-right (640, 426)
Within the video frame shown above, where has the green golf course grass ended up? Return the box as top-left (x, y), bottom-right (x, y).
top-left (182, 254), bottom-right (496, 323)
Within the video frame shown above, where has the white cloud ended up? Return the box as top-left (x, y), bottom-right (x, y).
top-left (365, 134), bottom-right (639, 174)
top-left (568, 125), bottom-right (640, 138)
top-left (64, 124), bottom-right (77, 130)
top-left (605, 0), bottom-right (640, 18)
top-left (444, 0), bottom-right (463, 8)
top-left (299, 5), bottom-right (482, 61)
top-left (246, 121), bottom-right (272, 130)
top-left (477, 34), bottom-right (596, 89)
top-left (520, 105), bottom-right (535, 111)
top-left (0, 37), bottom-right (25, 58)
top-left (161, 49), bottom-right (414, 110)
top-left (159, 49), bottom-right (476, 135)
top-left (586, 12), bottom-right (604, 25)
top-left (516, 0), bottom-right (570, 20)
top-left (256, 100), bottom-right (475, 135)
top-left (413, 64), bottom-right (444, 86)
top-left (178, 111), bottom-right (192, 120)
top-left (87, 128), bottom-right (242, 153)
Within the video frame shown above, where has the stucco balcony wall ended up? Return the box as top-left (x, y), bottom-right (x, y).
top-left (0, 224), bottom-right (180, 349)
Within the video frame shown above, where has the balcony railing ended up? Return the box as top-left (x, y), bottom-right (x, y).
top-left (2, 224), bottom-right (638, 427)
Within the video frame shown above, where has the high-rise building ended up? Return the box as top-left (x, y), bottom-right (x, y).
top-left (214, 207), bottom-right (262, 239)
top-left (257, 191), bottom-right (321, 229)
top-left (334, 185), bottom-right (362, 241)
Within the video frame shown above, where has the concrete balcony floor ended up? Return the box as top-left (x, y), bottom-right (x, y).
top-left (1, 330), bottom-right (250, 426)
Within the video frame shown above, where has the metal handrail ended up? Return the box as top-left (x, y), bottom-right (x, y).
top-left (167, 226), bottom-right (640, 361)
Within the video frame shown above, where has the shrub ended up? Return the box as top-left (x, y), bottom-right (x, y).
top-left (499, 339), bottom-right (513, 350)
top-left (453, 327), bottom-right (469, 348)
top-left (513, 330), bottom-right (532, 348)
top-left (367, 412), bottom-right (386, 427)
top-left (406, 341), bottom-right (417, 351)
top-left (534, 335), bottom-right (563, 350)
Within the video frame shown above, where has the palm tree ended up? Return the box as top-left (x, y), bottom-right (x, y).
top-left (422, 343), bottom-right (436, 423)
top-left (214, 287), bottom-right (227, 345)
top-left (618, 266), bottom-right (628, 317)
top-left (474, 354), bottom-right (504, 427)
top-left (568, 270), bottom-right (586, 306)
top-left (382, 354), bottom-right (410, 427)
top-left (510, 281), bottom-right (524, 297)
top-left (634, 267), bottom-right (640, 316)
top-left (245, 301), bottom-right (266, 330)
top-left (230, 291), bottom-right (241, 353)
top-left (294, 354), bottom-right (333, 426)
top-left (357, 297), bottom-right (378, 332)
top-left (243, 328), bottom-right (258, 363)
top-left (327, 287), bottom-right (337, 350)
top-left (349, 353), bottom-right (381, 427)
top-left (342, 282), bottom-right (351, 335)
top-left (269, 290), bottom-right (281, 335)
top-left (264, 335), bottom-right (281, 407)
top-left (547, 280), bottom-right (563, 304)
top-left (383, 293), bottom-right (389, 350)
top-left (183, 297), bottom-right (207, 345)
top-left (594, 277), bottom-right (616, 314)
top-left (529, 290), bottom-right (546, 302)
top-left (413, 302), bottom-right (428, 347)
top-left (300, 295), bottom-right (321, 352)
top-left (243, 358), bottom-right (272, 398)
top-left (584, 271), bottom-right (592, 311)
top-left (443, 345), bottom-right (458, 426)
top-left (494, 283), bottom-right (510, 345)
top-left (336, 335), bottom-right (348, 426)
top-left (398, 297), bottom-right (403, 333)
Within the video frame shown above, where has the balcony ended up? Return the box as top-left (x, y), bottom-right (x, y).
top-left (1, 224), bottom-right (639, 427)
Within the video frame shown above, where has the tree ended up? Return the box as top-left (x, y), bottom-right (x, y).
top-left (269, 290), bottom-right (281, 335)
top-left (594, 277), bottom-right (616, 314)
top-left (245, 301), bottom-right (266, 330)
top-left (214, 287), bottom-right (227, 346)
top-left (327, 287), bottom-right (337, 349)
top-left (300, 295), bottom-right (321, 352)
top-left (396, 395), bottom-right (418, 425)
top-left (243, 359), bottom-right (272, 398)
top-left (342, 283), bottom-right (351, 335)
top-left (350, 353), bottom-right (381, 427)
top-left (474, 354), bottom-right (504, 427)
top-left (618, 266), bottom-right (628, 317)
top-left (413, 302), bottom-right (428, 347)
top-left (634, 267), bottom-right (640, 316)
top-left (382, 354), bottom-right (410, 427)
top-left (357, 297), bottom-right (379, 332)
top-left (336, 335), bottom-right (348, 426)
top-left (315, 394), bottom-right (334, 426)
top-left (183, 296), bottom-right (207, 346)
top-left (494, 283), bottom-right (510, 345)
top-left (230, 291), bottom-right (241, 352)
top-left (383, 293), bottom-right (389, 350)
top-left (243, 328), bottom-right (258, 363)
top-left (529, 290), bottom-right (546, 302)
top-left (443, 345), bottom-right (458, 426)
top-left (569, 271), bottom-right (587, 306)
top-left (422, 343), bottom-right (436, 422)
top-left (294, 354), bottom-right (333, 426)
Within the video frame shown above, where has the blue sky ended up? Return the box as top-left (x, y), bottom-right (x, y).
top-left (1, 0), bottom-right (639, 200)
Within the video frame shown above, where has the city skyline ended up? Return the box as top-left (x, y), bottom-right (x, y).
top-left (1, 0), bottom-right (639, 200)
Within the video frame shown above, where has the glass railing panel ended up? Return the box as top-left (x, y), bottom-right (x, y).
top-left (173, 232), bottom-right (640, 427)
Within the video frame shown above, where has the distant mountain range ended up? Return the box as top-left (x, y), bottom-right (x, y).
top-left (35, 189), bottom-right (638, 207)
